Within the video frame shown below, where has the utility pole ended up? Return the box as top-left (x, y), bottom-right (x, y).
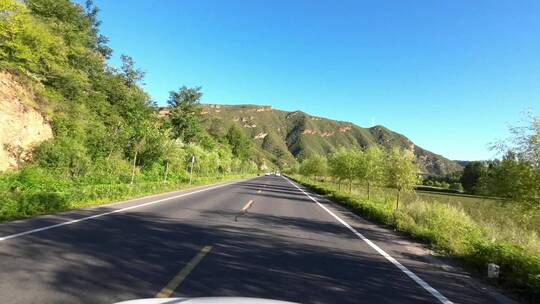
top-left (163, 160), bottom-right (169, 182)
top-left (189, 155), bottom-right (195, 185)
top-left (130, 150), bottom-right (138, 185)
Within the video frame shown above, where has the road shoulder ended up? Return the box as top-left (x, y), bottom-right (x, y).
top-left (286, 177), bottom-right (519, 304)
top-left (0, 176), bottom-right (258, 242)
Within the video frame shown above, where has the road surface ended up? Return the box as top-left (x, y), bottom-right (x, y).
top-left (0, 176), bottom-right (515, 304)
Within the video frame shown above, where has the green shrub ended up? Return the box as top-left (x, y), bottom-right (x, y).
top-left (9, 165), bottom-right (68, 192)
top-left (0, 172), bottom-right (252, 222)
top-left (0, 190), bottom-right (68, 221)
top-left (449, 182), bottom-right (464, 192)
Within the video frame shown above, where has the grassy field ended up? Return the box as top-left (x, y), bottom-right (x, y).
top-left (290, 175), bottom-right (540, 301)
top-left (306, 176), bottom-right (540, 253)
top-left (0, 172), bottom-right (254, 223)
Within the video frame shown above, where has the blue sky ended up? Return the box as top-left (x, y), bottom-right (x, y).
top-left (87, 0), bottom-right (539, 161)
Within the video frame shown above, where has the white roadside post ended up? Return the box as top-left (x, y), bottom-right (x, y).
top-left (189, 155), bottom-right (196, 185)
top-left (487, 263), bottom-right (500, 279)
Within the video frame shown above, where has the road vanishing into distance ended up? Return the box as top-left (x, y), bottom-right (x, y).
top-left (0, 176), bottom-right (516, 304)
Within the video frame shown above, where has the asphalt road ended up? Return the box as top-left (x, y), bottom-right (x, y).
top-left (0, 176), bottom-right (516, 304)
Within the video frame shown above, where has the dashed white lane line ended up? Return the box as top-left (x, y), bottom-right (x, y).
top-left (284, 177), bottom-right (453, 304)
top-left (0, 179), bottom-right (254, 242)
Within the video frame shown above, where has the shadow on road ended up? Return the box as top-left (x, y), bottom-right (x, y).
top-left (0, 210), bottom-right (440, 304)
top-left (0, 177), bottom-right (486, 304)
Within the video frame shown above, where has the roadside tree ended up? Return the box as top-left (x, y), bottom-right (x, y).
top-left (168, 86), bottom-right (203, 144)
top-left (384, 148), bottom-right (418, 209)
top-left (358, 146), bottom-right (384, 200)
top-left (226, 125), bottom-right (252, 161)
top-left (328, 148), bottom-right (362, 193)
top-left (460, 162), bottom-right (486, 194)
top-left (299, 154), bottom-right (327, 180)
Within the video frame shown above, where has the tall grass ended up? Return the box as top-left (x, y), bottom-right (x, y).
top-left (307, 177), bottom-right (540, 253)
top-left (0, 166), bottom-right (253, 222)
top-left (291, 175), bottom-right (540, 301)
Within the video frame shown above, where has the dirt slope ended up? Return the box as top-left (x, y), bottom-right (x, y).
top-left (0, 72), bottom-right (52, 171)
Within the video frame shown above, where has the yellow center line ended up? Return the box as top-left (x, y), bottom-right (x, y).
top-left (242, 199), bottom-right (254, 211)
top-left (235, 199), bottom-right (255, 221)
top-left (155, 245), bottom-right (213, 298)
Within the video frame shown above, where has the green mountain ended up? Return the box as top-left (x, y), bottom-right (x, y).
top-left (195, 104), bottom-right (462, 175)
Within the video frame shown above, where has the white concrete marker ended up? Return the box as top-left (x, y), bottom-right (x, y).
top-left (0, 178), bottom-right (256, 242)
top-left (284, 177), bottom-right (453, 304)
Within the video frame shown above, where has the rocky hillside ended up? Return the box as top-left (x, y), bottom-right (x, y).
top-left (192, 104), bottom-right (461, 175)
top-left (0, 72), bottom-right (52, 171)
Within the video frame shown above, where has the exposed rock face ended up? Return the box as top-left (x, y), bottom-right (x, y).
top-left (0, 72), bottom-right (53, 171)
top-left (320, 131), bottom-right (335, 137)
top-left (286, 112), bottom-right (298, 119)
top-left (254, 106), bottom-right (272, 112)
top-left (301, 128), bottom-right (334, 137)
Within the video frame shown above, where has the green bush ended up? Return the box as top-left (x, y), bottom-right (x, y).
top-left (449, 182), bottom-right (464, 192)
top-left (470, 241), bottom-right (540, 294)
top-left (0, 190), bottom-right (68, 221)
top-left (5, 165), bottom-right (68, 192)
top-left (0, 171), bottom-right (253, 222)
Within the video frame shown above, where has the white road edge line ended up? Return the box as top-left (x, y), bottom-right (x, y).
top-left (284, 177), bottom-right (453, 304)
top-left (0, 178), bottom-right (255, 242)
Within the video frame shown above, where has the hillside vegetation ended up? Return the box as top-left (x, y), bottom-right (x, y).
top-left (190, 104), bottom-right (462, 175)
top-left (0, 0), bottom-right (257, 221)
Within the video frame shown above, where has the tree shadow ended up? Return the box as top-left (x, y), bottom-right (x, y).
top-left (0, 209), bottom-right (446, 304)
